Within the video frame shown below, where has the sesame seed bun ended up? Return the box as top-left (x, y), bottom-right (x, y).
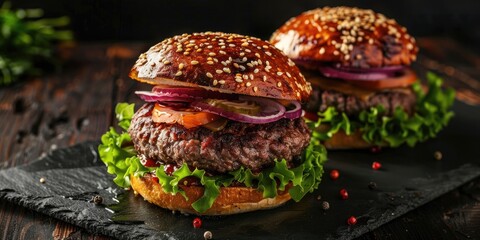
top-left (270, 7), bottom-right (418, 68)
top-left (130, 174), bottom-right (292, 215)
top-left (130, 32), bottom-right (312, 102)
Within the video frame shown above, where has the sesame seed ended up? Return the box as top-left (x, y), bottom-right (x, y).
top-left (247, 63), bottom-right (253, 67)
top-left (191, 60), bottom-right (199, 65)
top-left (254, 69), bottom-right (259, 73)
top-left (407, 43), bottom-right (414, 50)
top-left (265, 52), bottom-right (272, 56)
top-left (253, 86), bottom-right (258, 92)
top-left (239, 65), bottom-right (246, 71)
top-left (277, 72), bottom-right (283, 76)
top-left (219, 50), bottom-right (226, 55)
top-left (319, 47), bottom-right (325, 55)
top-left (255, 53), bottom-right (261, 58)
top-left (249, 74), bottom-right (254, 80)
top-left (213, 79), bottom-right (218, 86)
top-left (216, 69), bottom-right (223, 74)
top-left (263, 76), bottom-right (267, 82)
top-left (246, 82), bottom-right (252, 87)
top-left (175, 71), bottom-right (182, 76)
top-left (235, 78), bottom-right (243, 83)
top-left (178, 63), bottom-right (184, 70)
top-left (369, 39), bottom-right (374, 44)
top-left (183, 52), bottom-right (190, 56)
top-left (206, 72), bottom-right (213, 78)
top-left (286, 72), bottom-right (292, 78)
top-left (241, 42), bottom-right (249, 47)
top-left (333, 50), bottom-right (339, 56)
top-left (233, 63), bottom-right (240, 68)
top-left (207, 61), bottom-right (214, 65)
top-left (218, 80), bottom-right (226, 85)
top-left (243, 75), bottom-right (248, 80)
top-left (245, 49), bottom-right (251, 53)
top-left (209, 52), bottom-right (216, 56)
top-left (163, 60), bottom-right (171, 65)
top-left (223, 68), bottom-right (231, 73)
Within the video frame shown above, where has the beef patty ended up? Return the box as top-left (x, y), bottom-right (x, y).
top-left (129, 104), bottom-right (311, 173)
top-left (306, 86), bottom-right (417, 116)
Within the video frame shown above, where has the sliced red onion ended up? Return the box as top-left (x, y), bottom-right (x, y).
top-left (135, 91), bottom-right (195, 103)
top-left (284, 101), bottom-right (302, 119)
top-left (334, 65), bottom-right (405, 73)
top-left (191, 96), bottom-right (286, 124)
top-left (152, 86), bottom-right (237, 100)
top-left (318, 66), bottom-right (402, 81)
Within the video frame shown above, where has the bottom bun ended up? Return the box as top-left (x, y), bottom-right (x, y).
top-left (130, 174), bottom-right (292, 215)
top-left (322, 129), bottom-right (374, 149)
top-left (318, 124), bottom-right (387, 149)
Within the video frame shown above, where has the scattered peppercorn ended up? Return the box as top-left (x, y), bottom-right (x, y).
top-left (39, 177), bottom-right (46, 183)
top-left (193, 217), bottom-right (202, 228)
top-left (322, 201), bottom-right (330, 210)
top-left (370, 146), bottom-right (381, 153)
top-left (368, 182), bottom-right (377, 190)
top-left (92, 195), bottom-right (103, 205)
top-left (434, 151), bottom-right (442, 160)
top-left (347, 216), bottom-right (357, 225)
top-left (372, 161), bottom-right (382, 170)
top-left (340, 188), bottom-right (349, 200)
top-left (203, 230), bottom-right (213, 240)
top-left (330, 169), bottom-right (340, 180)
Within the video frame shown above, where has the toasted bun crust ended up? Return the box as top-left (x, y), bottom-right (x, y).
top-left (270, 7), bottom-right (418, 68)
top-left (130, 32), bottom-right (312, 102)
top-left (130, 174), bottom-right (292, 215)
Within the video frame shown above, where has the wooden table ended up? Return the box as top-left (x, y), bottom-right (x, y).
top-left (1, 38), bottom-right (479, 239)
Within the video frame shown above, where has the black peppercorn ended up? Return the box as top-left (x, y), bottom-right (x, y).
top-left (368, 182), bottom-right (377, 190)
top-left (322, 201), bottom-right (330, 210)
top-left (92, 195), bottom-right (103, 205)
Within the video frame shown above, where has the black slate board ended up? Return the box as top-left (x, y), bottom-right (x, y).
top-left (1, 100), bottom-right (480, 240)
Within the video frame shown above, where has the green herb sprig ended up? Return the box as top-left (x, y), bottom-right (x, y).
top-left (0, 2), bottom-right (73, 86)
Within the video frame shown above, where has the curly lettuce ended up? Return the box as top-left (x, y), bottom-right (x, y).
top-left (99, 103), bottom-right (328, 213)
top-left (308, 72), bottom-right (455, 147)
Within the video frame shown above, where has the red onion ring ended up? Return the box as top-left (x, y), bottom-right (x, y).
top-left (334, 65), bottom-right (405, 73)
top-left (152, 86), bottom-right (237, 100)
top-left (191, 96), bottom-right (286, 124)
top-left (135, 91), bottom-right (196, 103)
top-left (284, 101), bottom-right (302, 119)
top-left (318, 66), bottom-right (404, 81)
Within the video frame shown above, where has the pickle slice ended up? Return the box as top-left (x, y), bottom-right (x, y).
top-left (204, 99), bottom-right (261, 115)
top-left (203, 118), bottom-right (228, 131)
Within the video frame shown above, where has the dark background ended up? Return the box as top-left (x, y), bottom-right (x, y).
top-left (9, 0), bottom-right (480, 52)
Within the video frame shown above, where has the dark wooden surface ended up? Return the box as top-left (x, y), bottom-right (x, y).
top-left (0, 38), bottom-right (479, 240)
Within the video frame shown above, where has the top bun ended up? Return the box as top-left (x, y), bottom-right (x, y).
top-left (130, 32), bottom-right (312, 102)
top-left (270, 7), bottom-right (418, 68)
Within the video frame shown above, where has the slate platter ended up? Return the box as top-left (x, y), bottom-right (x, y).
top-left (0, 100), bottom-right (479, 240)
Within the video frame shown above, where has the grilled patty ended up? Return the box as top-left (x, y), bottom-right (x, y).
top-left (306, 87), bottom-right (417, 116)
top-left (129, 104), bottom-right (311, 173)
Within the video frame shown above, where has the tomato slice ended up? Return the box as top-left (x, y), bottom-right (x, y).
top-left (152, 104), bottom-right (221, 129)
top-left (343, 69), bottom-right (417, 90)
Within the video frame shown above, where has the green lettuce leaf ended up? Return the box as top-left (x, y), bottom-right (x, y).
top-left (99, 102), bottom-right (328, 213)
top-left (308, 72), bottom-right (455, 147)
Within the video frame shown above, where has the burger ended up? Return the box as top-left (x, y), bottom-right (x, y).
top-left (98, 32), bottom-right (327, 215)
top-left (270, 7), bottom-right (455, 149)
